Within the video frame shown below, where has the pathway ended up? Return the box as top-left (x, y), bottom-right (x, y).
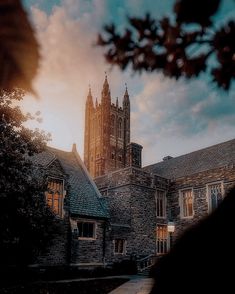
top-left (109, 276), bottom-right (153, 294)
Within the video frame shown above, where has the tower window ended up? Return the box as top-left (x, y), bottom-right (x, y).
top-left (118, 118), bottom-right (122, 138)
top-left (111, 115), bottom-right (115, 136)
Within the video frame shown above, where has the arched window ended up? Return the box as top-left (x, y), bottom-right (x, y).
top-left (111, 115), bottom-right (115, 136)
top-left (118, 118), bottom-right (122, 138)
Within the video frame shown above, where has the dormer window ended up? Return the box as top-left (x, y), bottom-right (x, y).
top-left (46, 178), bottom-right (64, 217)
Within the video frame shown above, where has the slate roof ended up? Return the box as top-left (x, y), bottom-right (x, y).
top-left (143, 138), bottom-right (235, 179)
top-left (32, 146), bottom-right (109, 219)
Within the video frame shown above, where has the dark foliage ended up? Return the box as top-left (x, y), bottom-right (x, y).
top-left (150, 186), bottom-right (235, 293)
top-left (98, 0), bottom-right (235, 90)
top-left (0, 278), bottom-right (129, 294)
top-left (0, 0), bottom-right (39, 94)
top-left (0, 89), bottom-right (58, 265)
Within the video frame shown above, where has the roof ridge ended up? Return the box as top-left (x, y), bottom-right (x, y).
top-left (144, 137), bottom-right (235, 168)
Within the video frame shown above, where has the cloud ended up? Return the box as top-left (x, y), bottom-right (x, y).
top-left (131, 73), bottom-right (235, 164)
top-left (21, 0), bottom-right (235, 167)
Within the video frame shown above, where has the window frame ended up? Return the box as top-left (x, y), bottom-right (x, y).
top-left (179, 188), bottom-right (194, 219)
top-left (155, 189), bottom-right (167, 219)
top-left (113, 239), bottom-right (126, 255)
top-left (46, 177), bottom-right (64, 218)
top-left (77, 221), bottom-right (96, 240)
top-left (206, 181), bottom-right (224, 214)
top-left (156, 225), bottom-right (168, 255)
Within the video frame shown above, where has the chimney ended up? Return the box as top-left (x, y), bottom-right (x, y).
top-left (72, 143), bottom-right (77, 153)
top-left (163, 155), bottom-right (173, 161)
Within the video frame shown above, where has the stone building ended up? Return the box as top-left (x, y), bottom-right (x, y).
top-left (33, 76), bottom-right (235, 269)
top-left (33, 145), bottom-right (109, 267)
top-left (84, 77), bottom-right (235, 266)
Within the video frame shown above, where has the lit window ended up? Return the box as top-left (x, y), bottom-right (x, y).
top-left (46, 178), bottom-right (64, 217)
top-left (156, 190), bottom-right (166, 218)
top-left (180, 189), bottom-right (194, 218)
top-left (77, 222), bottom-right (95, 239)
top-left (114, 239), bottom-right (126, 254)
top-left (156, 225), bottom-right (168, 255)
top-left (207, 183), bottom-right (223, 213)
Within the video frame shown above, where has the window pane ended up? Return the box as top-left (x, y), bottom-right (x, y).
top-left (114, 239), bottom-right (125, 254)
top-left (181, 189), bottom-right (193, 217)
top-left (208, 183), bottom-right (222, 212)
top-left (156, 191), bottom-right (166, 217)
top-left (77, 222), bottom-right (94, 238)
top-left (157, 225), bottom-right (168, 254)
top-left (46, 179), bottom-right (63, 217)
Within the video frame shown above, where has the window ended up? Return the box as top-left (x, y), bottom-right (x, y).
top-left (118, 118), bottom-right (122, 138)
top-left (77, 222), bottom-right (95, 239)
top-left (114, 239), bottom-right (126, 254)
top-left (180, 189), bottom-right (194, 218)
top-left (156, 225), bottom-right (168, 255)
top-left (156, 190), bottom-right (166, 218)
top-left (111, 115), bottom-right (115, 136)
top-left (207, 182), bottom-right (223, 213)
top-left (46, 178), bottom-right (64, 217)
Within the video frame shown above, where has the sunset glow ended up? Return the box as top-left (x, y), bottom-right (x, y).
top-left (21, 0), bottom-right (235, 165)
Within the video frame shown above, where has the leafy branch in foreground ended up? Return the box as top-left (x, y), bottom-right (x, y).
top-left (98, 0), bottom-right (235, 90)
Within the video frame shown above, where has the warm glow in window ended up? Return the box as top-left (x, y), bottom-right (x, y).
top-left (156, 225), bottom-right (168, 254)
top-left (47, 178), bottom-right (64, 217)
top-left (180, 189), bottom-right (193, 218)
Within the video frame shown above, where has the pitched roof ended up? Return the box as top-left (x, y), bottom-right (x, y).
top-left (143, 138), bottom-right (235, 179)
top-left (32, 146), bottom-right (109, 219)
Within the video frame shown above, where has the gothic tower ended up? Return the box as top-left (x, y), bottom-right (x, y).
top-left (84, 75), bottom-right (142, 178)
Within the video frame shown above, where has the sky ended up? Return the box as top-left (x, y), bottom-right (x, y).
top-left (21, 0), bottom-right (235, 166)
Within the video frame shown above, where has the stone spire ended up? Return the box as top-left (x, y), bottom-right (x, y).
top-left (123, 83), bottom-right (130, 107)
top-left (116, 97), bottom-right (119, 107)
top-left (101, 73), bottom-right (111, 103)
top-left (86, 85), bottom-right (93, 107)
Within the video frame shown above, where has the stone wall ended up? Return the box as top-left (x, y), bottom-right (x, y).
top-left (95, 167), bottom-right (169, 263)
top-left (169, 166), bottom-right (235, 240)
top-left (70, 217), bottom-right (107, 266)
top-left (37, 216), bottom-right (70, 266)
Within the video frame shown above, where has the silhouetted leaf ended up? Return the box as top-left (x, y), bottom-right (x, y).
top-left (0, 0), bottom-right (39, 94)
